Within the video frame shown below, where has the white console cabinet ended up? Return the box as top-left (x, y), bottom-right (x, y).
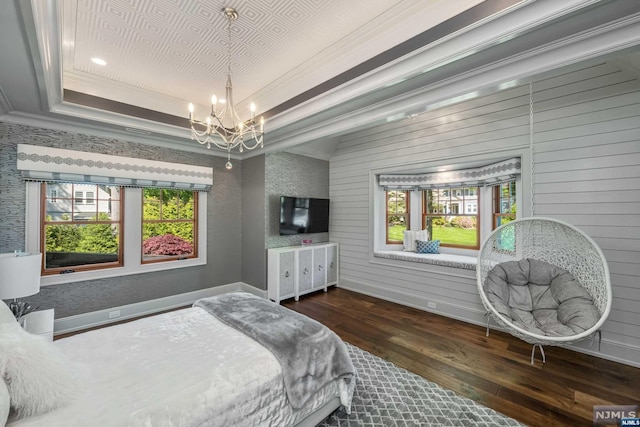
top-left (268, 242), bottom-right (339, 303)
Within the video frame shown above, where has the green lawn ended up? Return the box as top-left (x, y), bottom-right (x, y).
top-left (389, 224), bottom-right (476, 246)
top-left (431, 226), bottom-right (477, 246)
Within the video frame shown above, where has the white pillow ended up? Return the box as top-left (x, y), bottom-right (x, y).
top-left (0, 302), bottom-right (77, 417)
top-left (0, 377), bottom-right (8, 427)
top-left (403, 229), bottom-right (429, 252)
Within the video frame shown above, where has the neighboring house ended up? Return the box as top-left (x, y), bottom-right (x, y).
top-left (46, 184), bottom-right (117, 221)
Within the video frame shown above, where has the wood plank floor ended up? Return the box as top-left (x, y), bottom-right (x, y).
top-left (283, 287), bottom-right (640, 427)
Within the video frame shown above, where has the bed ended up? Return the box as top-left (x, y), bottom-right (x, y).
top-left (0, 292), bottom-right (355, 427)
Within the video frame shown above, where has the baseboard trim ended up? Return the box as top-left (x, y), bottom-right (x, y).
top-left (54, 282), bottom-right (266, 335)
top-left (339, 278), bottom-right (640, 369)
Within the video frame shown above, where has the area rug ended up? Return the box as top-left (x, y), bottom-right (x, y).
top-left (319, 343), bottom-right (524, 427)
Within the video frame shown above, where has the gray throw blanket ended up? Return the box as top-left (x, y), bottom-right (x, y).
top-left (194, 292), bottom-right (355, 410)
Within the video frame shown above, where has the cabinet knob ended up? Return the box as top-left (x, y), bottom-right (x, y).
top-left (285, 271), bottom-right (290, 278)
top-left (318, 265), bottom-right (324, 271)
top-left (303, 268), bottom-right (308, 275)
top-left (330, 262), bottom-right (335, 268)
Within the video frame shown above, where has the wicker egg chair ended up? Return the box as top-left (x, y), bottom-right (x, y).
top-left (477, 217), bottom-right (612, 364)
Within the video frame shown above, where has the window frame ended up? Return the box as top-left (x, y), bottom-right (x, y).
top-left (385, 190), bottom-right (410, 244)
top-left (493, 181), bottom-right (517, 230)
top-left (40, 183), bottom-right (124, 275)
top-left (141, 189), bottom-right (199, 264)
top-left (25, 182), bottom-right (207, 286)
top-left (421, 186), bottom-right (481, 250)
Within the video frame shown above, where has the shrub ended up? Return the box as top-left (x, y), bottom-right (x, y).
top-left (143, 234), bottom-right (193, 255)
top-left (451, 216), bottom-right (476, 229)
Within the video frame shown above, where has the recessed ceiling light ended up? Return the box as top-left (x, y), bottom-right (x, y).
top-left (91, 57), bottom-right (107, 66)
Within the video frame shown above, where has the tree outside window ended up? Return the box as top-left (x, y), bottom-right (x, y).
top-left (142, 189), bottom-right (197, 263)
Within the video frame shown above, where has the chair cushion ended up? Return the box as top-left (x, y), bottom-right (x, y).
top-left (484, 259), bottom-right (600, 336)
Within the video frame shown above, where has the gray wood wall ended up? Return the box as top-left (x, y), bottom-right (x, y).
top-left (329, 62), bottom-right (640, 366)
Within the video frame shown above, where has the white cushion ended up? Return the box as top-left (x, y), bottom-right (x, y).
top-left (402, 229), bottom-right (429, 252)
top-left (0, 377), bottom-right (8, 427)
top-left (0, 302), bottom-right (77, 417)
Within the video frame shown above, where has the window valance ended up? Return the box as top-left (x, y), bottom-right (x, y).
top-left (16, 144), bottom-right (213, 191)
top-left (378, 157), bottom-right (520, 190)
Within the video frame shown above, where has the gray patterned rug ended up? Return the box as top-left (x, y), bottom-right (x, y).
top-left (319, 343), bottom-right (524, 427)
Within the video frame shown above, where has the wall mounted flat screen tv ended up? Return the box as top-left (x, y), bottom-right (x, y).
top-left (279, 196), bottom-right (330, 235)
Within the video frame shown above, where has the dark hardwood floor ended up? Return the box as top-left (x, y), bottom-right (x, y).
top-left (283, 287), bottom-right (640, 427)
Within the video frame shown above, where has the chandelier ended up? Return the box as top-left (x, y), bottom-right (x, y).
top-left (188, 7), bottom-right (264, 170)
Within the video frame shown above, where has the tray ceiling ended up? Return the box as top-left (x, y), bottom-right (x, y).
top-left (62, 0), bottom-right (484, 119)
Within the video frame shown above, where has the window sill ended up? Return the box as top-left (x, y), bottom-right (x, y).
top-left (373, 250), bottom-right (477, 271)
top-left (40, 256), bottom-right (206, 286)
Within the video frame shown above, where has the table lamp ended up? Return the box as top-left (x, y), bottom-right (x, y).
top-left (0, 252), bottom-right (42, 319)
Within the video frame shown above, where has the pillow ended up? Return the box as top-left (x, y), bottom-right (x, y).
top-left (403, 229), bottom-right (429, 252)
top-left (0, 377), bottom-right (8, 427)
top-left (0, 302), bottom-right (77, 417)
top-left (416, 239), bottom-right (440, 254)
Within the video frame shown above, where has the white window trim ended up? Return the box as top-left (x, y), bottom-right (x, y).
top-left (25, 182), bottom-right (207, 286)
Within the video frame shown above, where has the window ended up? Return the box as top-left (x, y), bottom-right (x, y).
top-left (41, 183), bottom-right (123, 274)
top-left (493, 180), bottom-right (517, 252)
top-left (386, 190), bottom-right (410, 243)
top-left (85, 191), bottom-right (95, 205)
top-left (422, 187), bottom-right (480, 249)
top-left (376, 157), bottom-right (522, 257)
top-left (493, 180), bottom-right (517, 229)
top-left (74, 190), bottom-right (84, 205)
top-left (142, 189), bottom-right (197, 263)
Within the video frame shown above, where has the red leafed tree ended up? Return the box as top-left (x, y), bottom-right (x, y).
top-left (142, 234), bottom-right (193, 255)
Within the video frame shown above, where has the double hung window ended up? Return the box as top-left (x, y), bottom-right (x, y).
top-left (422, 187), bottom-right (480, 249)
top-left (142, 189), bottom-right (198, 263)
top-left (42, 183), bottom-right (123, 274)
top-left (493, 181), bottom-right (517, 229)
top-left (386, 190), bottom-right (410, 244)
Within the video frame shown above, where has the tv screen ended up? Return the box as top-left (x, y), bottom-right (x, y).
top-left (279, 196), bottom-right (330, 235)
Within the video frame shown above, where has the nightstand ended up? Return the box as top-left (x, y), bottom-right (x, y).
top-left (22, 309), bottom-right (54, 341)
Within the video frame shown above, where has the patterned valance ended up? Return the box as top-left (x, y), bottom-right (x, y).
top-left (378, 158), bottom-right (521, 190)
top-left (16, 144), bottom-right (213, 191)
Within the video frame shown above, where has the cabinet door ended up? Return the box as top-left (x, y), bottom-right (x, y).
top-left (313, 247), bottom-right (327, 289)
top-left (298, 249), bottom-right (313, 294)
top-left (327, 244), bottom-right (338, 285)
top-left (279, 251), bottom-right (296, 298)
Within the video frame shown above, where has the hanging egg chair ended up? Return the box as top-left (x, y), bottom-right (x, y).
top-left (477, 217), bottom-right (612, 363)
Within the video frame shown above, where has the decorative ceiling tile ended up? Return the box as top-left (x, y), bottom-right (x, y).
top-left (63, 0), bottom-right (485, 117)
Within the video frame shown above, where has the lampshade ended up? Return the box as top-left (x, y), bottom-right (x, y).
top-left (0, 252), bottom-right (42, 299)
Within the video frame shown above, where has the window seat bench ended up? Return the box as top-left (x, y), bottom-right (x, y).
top-left (373, 250), bottom-right (477, 271)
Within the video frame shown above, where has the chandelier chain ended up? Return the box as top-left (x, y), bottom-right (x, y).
top-left (529, 81), bottom-right (535, 217)
top-left (226, 13), bottom-right (232, 78)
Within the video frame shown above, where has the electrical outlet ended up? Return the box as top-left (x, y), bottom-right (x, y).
top-left (108, 310), bottom-right (121, 319)
top-left (427, 301), bottom-right (437, 309)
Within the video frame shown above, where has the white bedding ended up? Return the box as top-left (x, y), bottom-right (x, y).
top-left (7, 307), bottom-right (341, 427)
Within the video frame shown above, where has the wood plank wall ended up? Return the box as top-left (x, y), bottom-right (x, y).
top-left (329, 61), bottom-right (640, 367)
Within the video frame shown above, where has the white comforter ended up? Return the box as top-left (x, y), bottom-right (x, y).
top-left (7, 307), bottom-right (340, 427)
